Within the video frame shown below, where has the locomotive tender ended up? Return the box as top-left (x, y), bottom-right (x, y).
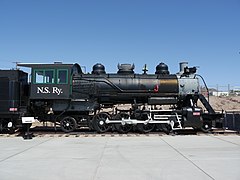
top-left (0, 61), bottom-right (222, 133)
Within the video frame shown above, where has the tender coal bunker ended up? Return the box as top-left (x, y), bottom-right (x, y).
top-left (0, 77), bottom-right (9, 112)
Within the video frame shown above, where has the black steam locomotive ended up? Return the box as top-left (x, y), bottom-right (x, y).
top-left (0, 62), bottom-right (222, 133)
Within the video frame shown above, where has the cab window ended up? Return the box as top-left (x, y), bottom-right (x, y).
top-left (57, 69), bottom-right (68, 84)
top-left (34, 69), bottom-right (54, 84)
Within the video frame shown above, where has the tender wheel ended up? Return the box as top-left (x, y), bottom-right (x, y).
top-left (113, 113), bottom-right (132, 133)
top-left (8, 125), bottom-right (16, 134)
top-left (201, 121), bottom-right (212, 133)
top-left (0, 119), bottom-right (17, 133)
top-left (137, 123), bottom-right (155, 133)
top-left (92, 112), bottom-right (111, 133)
top-left (60, 116), bottom-right (77, 133)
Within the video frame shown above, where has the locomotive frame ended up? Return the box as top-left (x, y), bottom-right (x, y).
top-left (0, 61), bottom-right (223, 134)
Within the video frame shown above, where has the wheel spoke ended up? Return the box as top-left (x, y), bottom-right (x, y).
top-left (113, 113), bottom-right (132, 133)
top-left (92, 112), bottom-right (111, 133)
top-left (60, 116), bottom-right (77, 133)
top-left (156, 124), bottom-right (171, 134)
top-left (137, 123), bottom-right (155, 133)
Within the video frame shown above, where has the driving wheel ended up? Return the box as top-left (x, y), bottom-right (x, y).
top-left (92, 112), bottom-right (112, 133)
top-left (60, 116), bottom-right (77, 133)
top-left (113, 113), bottom-right (132, 133)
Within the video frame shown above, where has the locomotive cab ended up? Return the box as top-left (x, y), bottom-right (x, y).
top-left (18, 63), bottom-right (74, 100)
top-left (17, 63), bottom-right (79, 121)
top-left (17, 63), bottom-right (98, 132)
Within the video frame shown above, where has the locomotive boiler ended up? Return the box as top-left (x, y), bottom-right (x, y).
top-left (0, 61), bottom-right (222, 134)
top-left (73, 62), bottom-right (198, 105)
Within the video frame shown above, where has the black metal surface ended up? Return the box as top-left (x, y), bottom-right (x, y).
top-left (148, 97), bottom-right (177, 105)
top-left (72, 73), bottom-right (178, 104)
top-left (224, 112), bottom-right (240, 131)
top-left (155, 62), bottom-right (169, 75)
top-left (0, 62), bottom-right (224, 135)
top-left (0, 70), bottom-right (28, 132)
top-left (0, 77), bottom-right (9, 112)
top-left (0, 70), bottom-right (28, 113)
top-left (198, 94), bottom-right (215, 114)
top-left (92, 63), bottom-right (106, 75)
top-left (117, 64), bottom-right (135, 74)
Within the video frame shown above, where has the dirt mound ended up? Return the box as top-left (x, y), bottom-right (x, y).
top-left (205, 96), bottom-right (240, 112)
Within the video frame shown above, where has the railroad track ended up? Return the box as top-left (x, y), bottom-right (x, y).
top-left (0, 128), bottom-right (238, 138)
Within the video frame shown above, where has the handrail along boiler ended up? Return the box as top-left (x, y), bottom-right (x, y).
top-left (0, 62), bottom-right (222, 133)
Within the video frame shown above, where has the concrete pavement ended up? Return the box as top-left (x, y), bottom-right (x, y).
top-left (0, 135), bottom-right (239, 180)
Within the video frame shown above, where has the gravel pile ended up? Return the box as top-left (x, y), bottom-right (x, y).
top-left (203, 96), bottom-right (240, 112)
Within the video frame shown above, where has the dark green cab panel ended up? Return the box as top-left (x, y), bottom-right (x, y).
top-left (30, 65), bottom-right (72, 99)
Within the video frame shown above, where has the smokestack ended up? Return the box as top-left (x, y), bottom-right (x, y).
top-left (178, 62), bottom-right (188, 75)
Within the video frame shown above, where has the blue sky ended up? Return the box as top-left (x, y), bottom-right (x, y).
top-left (0, 0), bottom-right (239, 88)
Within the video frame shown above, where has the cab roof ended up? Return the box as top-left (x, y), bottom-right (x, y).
top-left (17, 63), bottom-right (73, 68)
